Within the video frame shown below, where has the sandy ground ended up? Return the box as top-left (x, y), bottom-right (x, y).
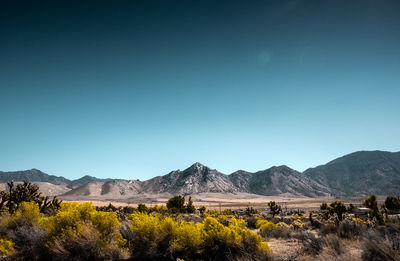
top-left (62, 193), bottom-right (374, 212)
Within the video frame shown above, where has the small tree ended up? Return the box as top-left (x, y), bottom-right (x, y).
top-left (137, 203), bottom-right (148, 213)
top-left (186, 197), bottom-right (196, 214)
top-left (348, 203), bottom-right (355, 213)
top-left (363, 194), bottom-right (383, 224)
top-left (363, 194), bottom-right (378, 211)
top-left (1, 180), bottom-right (61, 214)
top-left (384, 196), bottom-right (400, 212)
top-left (320, 202), bottom-right (328, 210)
top-left (166, 195), bottom-right (185, 213)
top-left (267, 201), bottom-right (282, 218)
top-left (329, 201), bottom-right (347, 221)
top-left (198, 206), bottom-right (206, 215)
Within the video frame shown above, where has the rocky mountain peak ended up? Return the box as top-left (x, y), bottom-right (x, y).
top-left (185, 162), bottom-right (210, 175)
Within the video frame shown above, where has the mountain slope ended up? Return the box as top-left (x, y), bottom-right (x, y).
top-left (230, 165), bottom-right (330, 197)
top-left (303, 151), bottom-right (400, 196)
top-left (63, 163), bottom-right (332, 198)
top-left (62, 180), bottom-right (142, 198)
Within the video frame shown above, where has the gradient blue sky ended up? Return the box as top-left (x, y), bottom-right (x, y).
top-left (1, 0), bottom-right (399, 180)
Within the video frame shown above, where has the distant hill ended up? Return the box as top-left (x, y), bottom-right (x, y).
top-left (303, 151), bottom-right (400, 196)
top-left (0, 169), bottom-right (122, 188)
top-left (2, 150), bottom-right (400, 198)
top-left (62, 180), bottom-right (142, 198)
top-left (230, 165), bottom-right (330, 197)
top-left (0, 169), bottom-right (70, 185)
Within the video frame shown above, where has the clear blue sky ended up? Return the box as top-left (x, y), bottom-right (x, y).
top-left (1, 0), bottom-right (399, 180)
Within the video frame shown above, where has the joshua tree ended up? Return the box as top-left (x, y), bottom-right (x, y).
top-left (186, 197), bottom-right (196, 213)
top-left (364, 194), bottom-right (378, 211)
top-left (384, 196), bottom-right (400, 212)
top-left (329, 201), bottom-right (347, 221)
top-left (0, 190), bottom-right (9, 211)
top-left (267, 201), bottom-right (282, 218)
top-left (0, 180), bottom-right (61, 214)
top-left (363, 194), bottom-right (383, 224)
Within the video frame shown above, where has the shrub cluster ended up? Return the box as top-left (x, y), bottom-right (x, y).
top-left (256, 219), bottom-right (292, 238)
top-left (0, 201), bottom-right (127, 260)
top-left (166, 195), bottom-right (196, 214)
top-left (126, 211), bottom-right (271, 260)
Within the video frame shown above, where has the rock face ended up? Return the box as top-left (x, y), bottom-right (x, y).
top-left (303, 151), bottom-right (400, 196)
top-left (141, 163), bottom-right (239, 195)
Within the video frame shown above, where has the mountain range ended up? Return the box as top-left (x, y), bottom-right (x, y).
top-left (0, 168), bottom-right (122, 188)
top-left (1, 150), bottom-right (399, 199)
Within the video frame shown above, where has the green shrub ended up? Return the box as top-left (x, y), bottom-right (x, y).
top-left (137, 203), bottom-right (148, 213)
top-left (205, 209), bottom-right (220, 216)
top-left (166, 195), bottom-right (186, 213)
top-left (246, 216), bottom-right (260, 229)
top-left (245, 206), bottom-right (260, 215)
top-left (222, 209), bottom-right (237, 216)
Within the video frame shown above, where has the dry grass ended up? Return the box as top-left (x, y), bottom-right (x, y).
top-left (267, 238), bottom-right (302, 261)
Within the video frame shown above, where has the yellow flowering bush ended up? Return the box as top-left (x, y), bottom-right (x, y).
top-left (256, 219), bottom-right (293, 238)
top-left (292, 219), bottom-right (306, 230)
top-left (0, 201), bottom-right (271, 260)
top-left (205, 209), bottom-right (220, 216)
top-left (5, 201), bottom-right (43, 229)
top-left (0, 237), bottom-right (14, 255)
top-left (257, 219), bottom-right (281, 232)
top-left (42, 202), bottom-right (126, 259)
top-left (173, 222), bottom-right (204, 252)
top-left (128, 212), bottom-right (271, 260)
